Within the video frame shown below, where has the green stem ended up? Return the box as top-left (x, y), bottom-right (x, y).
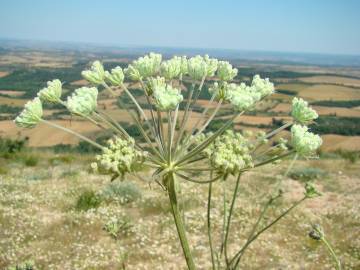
top-left (223, 173), bottom-right (241, 266)
top-left (41, 119), bottom-right (103, 149)
top-left (321, 237), bottom-right (341, 270)
top-left (167, 173), bottom-right (196, 270)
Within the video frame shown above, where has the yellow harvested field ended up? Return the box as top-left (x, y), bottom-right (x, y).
top-left (0, 71), bottom-right (9, 78)
top-left (299, 76), bottom-right (360, 87)
top-left (233, 115), bottom-right (292, 125)
top-left (312, 106), bottom-right (360, 117)
top-left (0, 96), bottom-right (27, 106)
top-left (321, 135), bottom-right (360, 151)
top-left (271, 103), bottom-right (291, 113)
top-left (276, 83), bottom-right (308, 92)
top-left (70, 79), bottom-right (89, 86)
top-left (297, 84), bottom-right (360, 101)
top-left (0, 120), bottom-right (101, 147)
top-left (0, 90), bottom-right (25, 97)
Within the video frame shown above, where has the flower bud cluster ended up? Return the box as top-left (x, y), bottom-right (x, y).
top-left (187, 55), bottom-right (218, 80)
top-left (105, 66), bottom-right (124, 86)
top-left (204, 130), bottom-right (253, 174)
top-left (216, 61), bottom-right (238, 81)
top-left (161, 56), bottom-right (183, 80)
top-left (66, 87), bottom-right (98, 116)
top-left (291, 124), bottom-right (322, 157)
top-left (291, 97), bottom-right (318, 124)
top-left (125, 53), bottom-right (162, 80)
top-left (81, 60), bottom-right (105, 85)
top-left (94, 137), bottom-right (147, 177)
top-left (153, 83), bottom-right (183, 111)
top-left (14, 97), bottom-right (43, 128)
top-left (37, 79), bottom-right (62, 103)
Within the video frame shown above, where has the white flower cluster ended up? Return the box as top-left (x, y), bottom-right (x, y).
top-left (105, 66), bottom-right (124, 86)
top-left (209, 75), bottom-right (274, 111)
top-left (125, 53), bottom-right (162, 81)
top-left (153, 83), bottom-right (183, 111)
top-left (291, 97), bottom-right (318, 124)
top-left (291, 124), bottom-right (322, 157)
top-left (187, 55), bottom-right (217, 80)
top-left (93, 137), bottom-right (147, 177)
top-left (14, 97), bottom-right (43, 128)
top-left (216, 61), bottom-right (238, 81)
top-left (204, 130), bottom-right (253, 174)
top-left (81, 60), bottom-right (105, 85)
top-left (160, 56), bottom-right (186, 80)
top-left (37, 79), bottom-right (62, 103)
top-left (66, 87), bottom-right (98, 116)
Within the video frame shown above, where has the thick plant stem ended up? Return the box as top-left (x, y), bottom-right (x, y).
top-left (167, 173), bottom-right (196, 270)
top-left (321, 237), bottom-right (341, 270)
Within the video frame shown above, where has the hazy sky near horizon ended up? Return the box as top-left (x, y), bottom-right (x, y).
top-left (0, 0), bottom-right (359, 55)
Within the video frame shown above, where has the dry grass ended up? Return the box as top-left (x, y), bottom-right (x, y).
top-left (0, 96), bottom-right (27, 106)
top-left (0, 155), bottom-right (359, 269)
top-left (320, 134), bottom-right (360, 151)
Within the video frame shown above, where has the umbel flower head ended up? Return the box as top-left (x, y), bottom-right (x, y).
top-left (66, 87), bottom-right (98, 116)
top-left (217, 61), bottom-right (238, 81)
top-left (37, 79), bottom-right (62, 103)
top-left (204, 130), bottom-right (253, 174)
top-left (187, 55), bottom-right (209, 80)
top-left (251, 75), bottom-right (275, 98)
top-left (94, 137), bottom-right (147, 178)
top-left (14, 97), bottom-right (43, 128)
top-left (104, 66), bottom-right (124, 86)
top-left (153, 83), bottom-right (183, 111)
top-left (291, 97), bottom-right (318, 124)
top-left (146, 76), bottom-right (166, 96)
top-left (161, 56), bottom-right (182, 80)
top-left (209, 82), bottom-right (233, 100)
top-left (204, 55), bottom-right (218, 76)
top-left (291, 124), bottom-right (322, 156)
top-left (81, 60), bottom-right (105, 85)
top-left (125, 52), bottom-right (162, 80)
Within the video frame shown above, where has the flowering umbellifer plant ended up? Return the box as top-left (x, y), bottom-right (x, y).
top-left (15, 53), bottom-right (323, 269)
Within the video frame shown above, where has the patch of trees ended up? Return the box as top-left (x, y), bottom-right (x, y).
top-left (311, 100), bottom-right (360, 108)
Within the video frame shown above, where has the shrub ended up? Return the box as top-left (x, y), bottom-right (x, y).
top-left (334, 150), bottom-right (360, 164)
top-left (103, 216), bottom-right (134, 239)
top-left (75, 190), bottom-right (102, 211)
top-left (7, 260), bottom-right (35, 270)
top-left (289, 167), bottom-right (327, 182)
top-left (102, 181), bottom-right (142, 204)
top-left (22, 154), bottom-right (39, 167)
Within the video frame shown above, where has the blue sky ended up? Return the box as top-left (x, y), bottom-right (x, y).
top-left (0, 0), bottom-right (359, 55)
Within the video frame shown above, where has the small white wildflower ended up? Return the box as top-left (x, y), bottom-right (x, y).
top-left (209, 82), bottom-right (236, 101)
top-left (291, 97), bottom-right (318, 124)
top-left (14, 97), bottom-right (43, 128)
top-left (104, 66), bottom-right (124, 86)
top-left (187, 55), bottom-right (208, 80)
top-left (95, 137), bottom-right (147, 177)
top-left (160, 56), bottom-right (182, 79)
top-left (291, 124), bottom-right (322, 156)
top-left (217, 61), bottom-right (238, 81)
top-left (67, 87), bottom-right (98, 116)
top-left (37, 79), bottom-right (62, 103)
top-left (125, 53), bottom-right (162, 80)
top-left (251, 75), bottom-right (274, 98)
top-left (153, 84), bottom-right (183, 111)
top-left (81, 60), bottom-right (105, 85)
